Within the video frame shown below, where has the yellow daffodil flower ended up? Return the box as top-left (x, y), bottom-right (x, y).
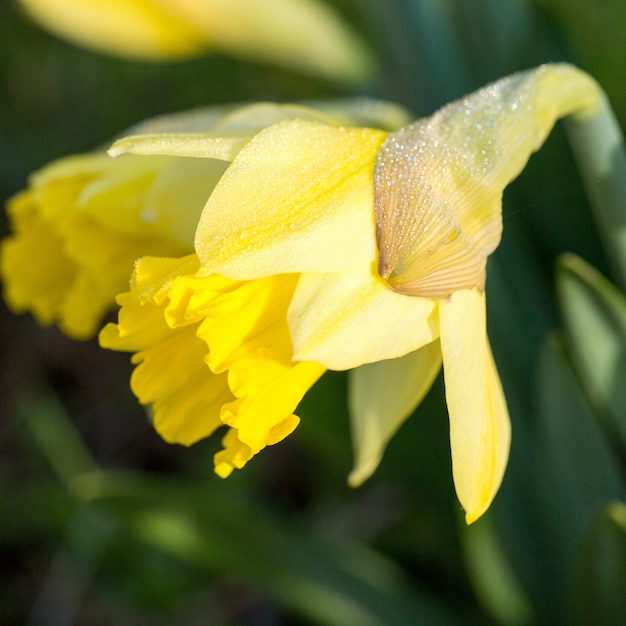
top-left (2, 101), bottom-right (405, 339)
top-left (18, 0), bottom-right (373, 83)
top-left (99, 64), bottom-right (602, 522)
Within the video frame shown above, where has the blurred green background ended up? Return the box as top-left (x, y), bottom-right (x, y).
top-left (1, 0), bottom-right (625, 624)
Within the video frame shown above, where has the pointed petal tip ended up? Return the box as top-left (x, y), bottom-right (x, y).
top-left (464, 506), bottom-right (487, 525)
top-left (347, 455), bottom-right (380, 488)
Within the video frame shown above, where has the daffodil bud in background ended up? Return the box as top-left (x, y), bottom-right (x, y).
top-left (100, 64), bottom-right (605, 523)
top-left (1, 100), bottom-right (406, 340)
top-left (17, 0), bottom-right (374, 83)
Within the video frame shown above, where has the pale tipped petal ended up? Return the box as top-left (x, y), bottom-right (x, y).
top-left (375, 64), bottom-right (601, 299)
top-left (348, 341), bottom-right (442, 486)
top-left (439, 289), bottom-right (510, 524)
top-left (195, 120), bottom-right (387, 278)
top-left (288, 266), bottom-right (438, 370)
top-left (108, 135), bottom-right (251, 162)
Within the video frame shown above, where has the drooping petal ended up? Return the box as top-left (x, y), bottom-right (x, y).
top-left (438, 289), bottom-right (511, 524)
top-left (288, 265), bottom-right (438, 369)
top-left (194, 119), bottom-right (386, 278)
top-left (347, 340), bottom-right (442, 486)
top-left (375, 63), bottom-right (601, 299)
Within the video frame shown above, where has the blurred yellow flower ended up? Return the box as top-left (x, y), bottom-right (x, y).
top-left (1, 152), bottom-right (202, 339)
top-left (18, 0), bottom-right (374, 82)
top-left (100, 64), bottom-right (600, 522)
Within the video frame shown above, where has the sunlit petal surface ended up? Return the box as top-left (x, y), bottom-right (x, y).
top-left (195, 120), bottom-right (386, 278)
top-left (438, 289), bottom-right (510, 523)
top-left (289, 266), bottom-right (437, 369)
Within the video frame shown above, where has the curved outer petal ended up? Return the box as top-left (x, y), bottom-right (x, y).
top-left (347, 340), bottom-right (442, 486)
top-left (438, 289), bottom-right (511, 524)
top-left (288, 265), bottom-right (438, 370)
top-left (195, 119), bottom-right (387, 278)
top-left (19, 0), bottom-right (208, 61)
top-left (375, 63), bottom-right (601, 299)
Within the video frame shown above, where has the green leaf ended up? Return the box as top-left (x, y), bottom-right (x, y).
top-left (564, 93), bottom-right (626, 289)
top-left (461, 514), bottom-right (533, 626)
top-left (575, 501), bottom-right (626, 625)
top-left (557, 253), bottom-right (626, 451)
top-left (69, 470), bottom-right (470, 626)
top-left (532, 334), bottom-right (623, 620)
top-left (17, 387), bottom-right (98, 487)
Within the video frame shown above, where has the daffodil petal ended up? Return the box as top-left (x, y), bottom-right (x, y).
top-left (288, 266), bottom-right (438, 369)
top-left (121, 104), bottom-right (242, 135)
top-left (305, 98), bottom-right (412, 131)
top-left (76, 154), bottom-right (174, 235)
top-left (347, 340), bottom-right (442, 486)
top-left (375, 63), bottom-right (601, 299)
top-left (210, 103), bottom-right (339, 133)
top-left (187, 273), bottom-right (326, 453)
top-left (438, 289), bottom-right (511, 524)
top-left (145, 157), bottom-right (229, 246)
top-left (123, 100), bottom-right (409, 137)
top-left (109, 258), bottom-right (326, 468)
top-left (99, 256), bottom-right (233, 447)
top-left (132, 325), bottom-right (232, 446)
top-left (195, 119), bottom-right (386, 278)
top-left (108, 134), bottom-right (251, 161)
top-left (0, 194), bottom-right (75, 326)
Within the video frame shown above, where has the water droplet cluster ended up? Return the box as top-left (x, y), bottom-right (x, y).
top-left (373, 67), bottom-right (547, 299)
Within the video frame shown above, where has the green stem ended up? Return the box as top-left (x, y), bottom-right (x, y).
top-left (565, 95), bottom-right (626, 291)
